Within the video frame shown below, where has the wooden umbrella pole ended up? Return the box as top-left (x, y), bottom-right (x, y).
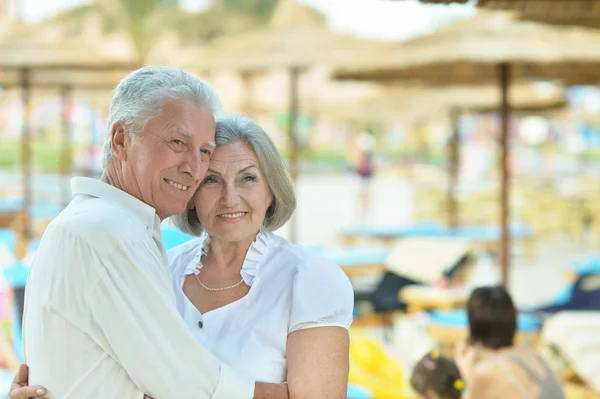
top-left (20, 67), bottom-right (31, 241)
top-left (499, 63), bottom-right (511, 287)
top-left (60, 85), bottom-right (73, 207)
top-left (288, 66), bottom-right (300, 244)
top-left (448, 108), bottom-right (460, 228)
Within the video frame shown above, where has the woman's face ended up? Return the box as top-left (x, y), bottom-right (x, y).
top-left (193, 141), bottom-right (273, 245)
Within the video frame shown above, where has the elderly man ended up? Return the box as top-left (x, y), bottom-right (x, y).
top-left (15, 66), bottom-right (287, 398)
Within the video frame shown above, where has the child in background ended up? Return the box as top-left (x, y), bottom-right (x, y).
top-left (410, 350), bottom-right (464, 399)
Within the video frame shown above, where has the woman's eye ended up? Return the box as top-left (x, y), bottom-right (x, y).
top-left (202, 177), bottom-right (218, 184)
top-left (243, 175), bottom-right (257, 182)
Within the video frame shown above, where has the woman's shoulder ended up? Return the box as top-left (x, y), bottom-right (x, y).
top-left (270, 235), bottom-right (346, 279)
top-left (167, 235), bottom-right (207, 273)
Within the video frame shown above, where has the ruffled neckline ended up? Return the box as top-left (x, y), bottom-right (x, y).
top-left (183, 228), bottom-right (270, 287)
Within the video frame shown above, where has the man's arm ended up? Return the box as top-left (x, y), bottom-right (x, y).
top-left (9, 366), bottom-right (288, 399)
top-left (60, 224), bottom-right (255, 399)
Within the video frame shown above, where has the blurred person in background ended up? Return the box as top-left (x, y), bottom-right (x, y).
top-left (454, 286), bottom-right (565, 399)
top-left (10, 113), bottom-right (353, 399)
top-left (411, 350), bottom-right (464, 399)
top-left (346, 130), bottom-right (376, 224)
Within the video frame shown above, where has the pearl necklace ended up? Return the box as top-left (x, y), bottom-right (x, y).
top-left (194, 273), bottom-right (245, 291)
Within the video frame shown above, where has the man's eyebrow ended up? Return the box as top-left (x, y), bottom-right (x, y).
top-left (174, 129), bottom-right (193, 139)
top-left (174, 129), bottom-right (215, 148)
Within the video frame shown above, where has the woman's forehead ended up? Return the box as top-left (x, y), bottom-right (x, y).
top-left (212, 142), bottom-right (258, 163)
top-left (209, 143), bottom-right (261, 172)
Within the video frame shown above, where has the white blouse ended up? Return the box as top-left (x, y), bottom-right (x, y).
top-left (168, 228), bottom-right (354, 383)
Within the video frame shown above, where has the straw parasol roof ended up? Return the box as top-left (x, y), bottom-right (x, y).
top-left (478, 1), bottom-right (600, 28)
top-left (408, 0), bottom-right (600, 29)
top-left (311, 82), bottom-right (566, 124)
top-left (379, 83), bottom-right (566, 117)
top-left (0, 68), bottom-right (129, 89)
top-left (178, 0), bottom-right (380, 72)
top-left (0, 22), bottom-right (136, 72)
top-left (334, 11), bottom-right (600, 85)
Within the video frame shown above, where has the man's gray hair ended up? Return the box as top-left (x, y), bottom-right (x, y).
top-left (171, 113), bottom-right (296, 236)
top-left (102, 66), bottom-right (222, 166)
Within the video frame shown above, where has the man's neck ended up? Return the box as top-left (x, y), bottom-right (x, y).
top-left (101, 163), bottom-right (165, 222)
top-left (101, 163), bottom-right (124, 192)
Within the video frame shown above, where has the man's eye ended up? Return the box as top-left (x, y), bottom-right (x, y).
top-left (171, 139), bottom-right (184, 146)
top-left (201, 148), bottom-right (212, 156)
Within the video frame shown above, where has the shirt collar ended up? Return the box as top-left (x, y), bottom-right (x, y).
top-left (70, 177), bottom-right (158, 231)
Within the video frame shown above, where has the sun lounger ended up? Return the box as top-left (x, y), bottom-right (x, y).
top-left (541, 311), bottom-right (600, 392)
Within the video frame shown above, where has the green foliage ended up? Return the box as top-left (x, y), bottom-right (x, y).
top-left (0, 140), bottom-right (69, 171)
top-left (220, 0), bottom-right (279, 20)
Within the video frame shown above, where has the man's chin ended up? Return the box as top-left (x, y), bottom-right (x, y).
top-left (156, 204), bottom-right (189, 220)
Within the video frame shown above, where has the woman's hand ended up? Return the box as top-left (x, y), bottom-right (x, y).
top-left (8, 364), bottom-right (49, 399)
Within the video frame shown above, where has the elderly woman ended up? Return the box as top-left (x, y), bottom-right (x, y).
top-left (11, 114), bottom-right (353, 399)
top-left (454, 286), bottom-right (564, 399)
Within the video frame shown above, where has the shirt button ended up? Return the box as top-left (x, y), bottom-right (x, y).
top-left (198, 320), bottom-right (203, 328)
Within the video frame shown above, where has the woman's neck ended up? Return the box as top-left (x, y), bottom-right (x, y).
top-left (204, 232), bottom-right (259, 274)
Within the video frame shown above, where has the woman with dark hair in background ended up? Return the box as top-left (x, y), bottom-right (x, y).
top-left (454, 285), bottom-right (565, 399)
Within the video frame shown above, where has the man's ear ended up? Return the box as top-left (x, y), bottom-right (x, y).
top-left (111, 122), bottom-right (129, 161)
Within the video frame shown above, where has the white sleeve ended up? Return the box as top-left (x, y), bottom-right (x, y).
top-left (288, 257), bottom-right (354, 334)
top-left (88, 238), bottom-right (255, 399)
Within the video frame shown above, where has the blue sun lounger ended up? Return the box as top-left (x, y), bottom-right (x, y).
top-left (341, 222), bottom-right (533, 241)
top-left (430, 309), bottom-right (542, 332)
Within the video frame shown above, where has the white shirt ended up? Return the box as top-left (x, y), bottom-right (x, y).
top-left (22, 177), bottom-right (255, 399)
top-left (168, 228), bottom-right (354, 383)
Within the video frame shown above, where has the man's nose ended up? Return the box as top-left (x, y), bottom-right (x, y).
top-left (180, 151), bottom-right (203, 180)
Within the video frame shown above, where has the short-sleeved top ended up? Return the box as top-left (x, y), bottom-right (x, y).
top-left (168, 228), bottom-right (354, 383)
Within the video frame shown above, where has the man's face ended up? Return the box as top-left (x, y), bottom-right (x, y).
top-left (118, 98), bottom-right (216, 219)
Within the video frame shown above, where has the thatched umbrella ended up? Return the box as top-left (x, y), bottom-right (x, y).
top-left (334, 10), bottom-right (600, 286)
top-left (178, 0), bottom-right (381, 242)
top-left (0, 23), bottom-right (135, 241)
top-left (405, 0), bottom-right (600, 29)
